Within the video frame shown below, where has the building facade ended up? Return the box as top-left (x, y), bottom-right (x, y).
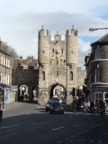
top-left (0, 44), bottom-right (12, 104)
top-left (85, 34), bottom-right (108, 104)
top-left (38, 26), bottom-right (78, 105)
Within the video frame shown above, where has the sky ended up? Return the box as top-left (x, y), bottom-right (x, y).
top-left (0, 0), bottom-right (108, 69)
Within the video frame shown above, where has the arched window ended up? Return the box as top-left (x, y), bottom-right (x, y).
top-left (70, 71), bottom-right (73, 80)
top-left (42, 71), bottom-right (45, 80)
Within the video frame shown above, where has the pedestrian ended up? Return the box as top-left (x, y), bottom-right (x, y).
top-left (0, 104), bottom-right (3, 122)
top-left (90, 101), bottom-right (95, 116)
top-left (100, 101), bottom-right (105, 117)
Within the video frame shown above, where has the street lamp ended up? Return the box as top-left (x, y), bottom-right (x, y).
top-left (89, 27), bottom-right (108, 32)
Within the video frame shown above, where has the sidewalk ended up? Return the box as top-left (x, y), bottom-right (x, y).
top-left (1, 102), bottom-right (24, 111)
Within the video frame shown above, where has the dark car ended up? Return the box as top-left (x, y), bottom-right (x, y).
top-left (49, 102), bottom-right (64, 114)
top-left (46, 100), bottom-right (53, 112)
top-left (46, 98), bottom-right (60, 112)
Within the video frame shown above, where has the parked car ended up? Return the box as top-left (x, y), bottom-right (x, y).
top-left (49, 102), bottom-right (64, 114)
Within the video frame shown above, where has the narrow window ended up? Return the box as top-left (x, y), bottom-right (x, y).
top-left (42, 71), bottom-right (45, 80)
top-left (95, 68), bottom-right (102, 82)
top-left (70, 71), bottom-right (73, 80)
top-left (61, 49), bottom-right (63, 53)
top-left (52, 49), bottom-right (54, 53)
top-left (57, 71), bottom-right (59, 76)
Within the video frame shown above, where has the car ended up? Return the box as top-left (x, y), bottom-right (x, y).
top-left (49, 102), bottom-right (64, 114)
top-left (46, 100), bottom-right (53, 112)
top-left (51, 97), bottom-right (62, 104)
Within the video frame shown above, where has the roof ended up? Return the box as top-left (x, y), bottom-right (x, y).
top-left (91, 33), bottom-right (108, 46)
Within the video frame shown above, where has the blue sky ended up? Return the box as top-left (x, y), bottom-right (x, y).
top-left (0, 0), bottom-right (108, 68)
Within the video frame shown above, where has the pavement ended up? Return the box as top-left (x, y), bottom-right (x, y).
top-left (1, 102), bottom-right (24, 111)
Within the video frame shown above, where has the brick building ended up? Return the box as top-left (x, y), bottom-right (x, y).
top-left (85, 33), bottom-right (108, 104)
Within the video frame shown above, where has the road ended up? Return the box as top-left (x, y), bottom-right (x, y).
top-left (0, 103), bottom-right (108, 144)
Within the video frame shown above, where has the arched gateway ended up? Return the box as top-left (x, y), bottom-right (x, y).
top-left (38, 26), bottom-right (78, 105)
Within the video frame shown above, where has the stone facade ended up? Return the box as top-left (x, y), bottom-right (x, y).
top-left (77, 67), bottom-right (86, 88)
top-left (38, 26), bottom-right (79, 105)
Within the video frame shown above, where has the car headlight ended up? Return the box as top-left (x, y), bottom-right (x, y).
top-left (47, 104), bottom-right (49, 107)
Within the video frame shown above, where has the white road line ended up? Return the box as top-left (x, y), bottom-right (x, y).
top-left (52, 126), bottom-right (64, 131)
top-left (0, 126), bottom-right (43, 139)
top-left (98, 140), bottom-right (102, 144)
top-left (0, 132), bottom-right (19, 139)
top-left (65, 137), bottom-right (70, 140)
top-left (57, 141), bottom-right (63, 143)
top-left (0, 124), bottom-right (21, 129)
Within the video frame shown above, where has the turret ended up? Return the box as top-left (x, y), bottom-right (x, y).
top-left (65, 26), bottom-right (78, 65)
top-left (38, 25), bottom-right (51, 65)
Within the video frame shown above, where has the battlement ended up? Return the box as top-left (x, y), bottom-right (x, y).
top-left (54, 31), bottom-right (61, 41)
top-left (66, 26), bottom-right (78, 36)
top-left (39, 25), bottom-right (50, 37)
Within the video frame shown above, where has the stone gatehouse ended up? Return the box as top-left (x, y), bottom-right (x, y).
top-left (38, 26), bottom-right (78, 105)
top-left (12, 27), bottom-right (86, 105)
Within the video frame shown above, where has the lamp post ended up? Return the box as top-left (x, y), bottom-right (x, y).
top-left (89, 27), bottom-right (108, 32)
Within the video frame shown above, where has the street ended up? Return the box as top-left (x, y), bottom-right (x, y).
top-left (0, 103), bottom-right (108, 144)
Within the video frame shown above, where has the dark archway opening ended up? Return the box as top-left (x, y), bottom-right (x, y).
top-left (18, 85), bottom-right (29, 102)
top-left (49, 84), bottom-right (66, 104)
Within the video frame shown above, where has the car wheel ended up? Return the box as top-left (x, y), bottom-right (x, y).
top-left (50, 111), bottom-right (53, 114)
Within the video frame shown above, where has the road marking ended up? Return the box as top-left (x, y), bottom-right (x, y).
top-left (98, 140), bottom-right (102, 144)
top-left (0, 124), bottom-right (20, 129)
top-left (57, 141), bottom-right (63, 143)
top-left (0, 132), bottom-right (19, 139)
top-left (52, 126), bottom-right (64, 131)
top-left (71, 135), bottom-right (76, 138)
top-left (0, 125), bottom-right (43, 139)
top-left (65, 137), bottom-right (70, 140)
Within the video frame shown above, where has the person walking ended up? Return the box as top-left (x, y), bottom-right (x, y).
top-left (0, 104), bottom-right (3, 122)
top-left (100, 101), bottom-right (105, 117)
top-left (90, 101), bottom-right (95, 116)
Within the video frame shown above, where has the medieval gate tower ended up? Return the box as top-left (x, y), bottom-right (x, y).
top-left (38, 26), bottom-right (78, 105)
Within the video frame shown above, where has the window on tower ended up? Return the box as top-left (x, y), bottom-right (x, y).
top-left (52, 49), bottom-right (54, 53)
top-left (42, 71), bottom-right (45, 81)
top-left (61, 49), bottom-right (63, 53)
top-left (70, 71), bottom-right (73, 80)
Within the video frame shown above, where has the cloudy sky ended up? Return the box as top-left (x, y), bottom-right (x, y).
top-left (0, 0), bottom-right (108, 68)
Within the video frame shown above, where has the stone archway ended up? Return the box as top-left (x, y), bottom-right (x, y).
top-left (49, 83), bottom-right (66, 104)
top-left (18, 85), bottom-right (29, 101)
